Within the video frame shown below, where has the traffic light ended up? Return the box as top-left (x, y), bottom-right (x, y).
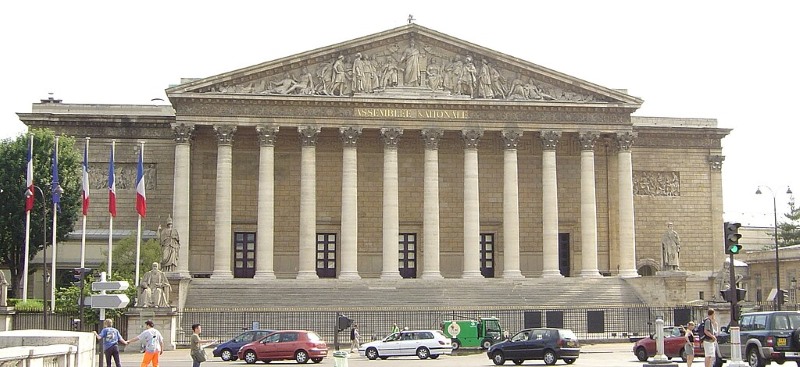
top-left (337, 314), bottom-right (352, 332)
top-left (71, 268), bottom-right (92, 285)
top-left (724, 222), bottom-right (742, 254)
top-left (778, 289), bottom-right (788, 305)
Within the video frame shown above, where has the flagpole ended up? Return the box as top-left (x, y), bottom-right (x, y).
top-left (80, 137), bottom-right (90, 268)
top-left (22, 134), bottom-right (33, 301)
top-left (107, 140), bottom-right (115, 276)
top-left (50, 136), bottom-right (59, 313)
top-left (135, 141), bottom-right (144, 286)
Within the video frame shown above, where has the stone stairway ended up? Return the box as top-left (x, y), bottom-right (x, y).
top-left (183, 277), bottom-right (645, 311)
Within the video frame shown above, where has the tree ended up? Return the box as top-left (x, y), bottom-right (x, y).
top-left (777, 196), bottom-right (800, 247)
top-left (0, 129), bottom-right (81, 299)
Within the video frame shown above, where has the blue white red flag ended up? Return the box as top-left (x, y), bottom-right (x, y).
top-left (51, 140), bottom-right (61, 212)
top-left (108, 144), bottom-right (116, 217)
top-left (25, 136), bottom-right (34, 212)
top-left (82, 140), bottom-right (90, 215)
top-left (135, 146), bottom-right (146, 217)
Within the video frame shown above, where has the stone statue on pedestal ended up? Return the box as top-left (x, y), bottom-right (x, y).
top-left (661, 222), bottom-right (681, 271)
top-left (0, 271), bottom-right (8, 307)
top-left (159, 216), bottom-right (180, 273)
top-left (138, 262), bottom-right (171, 307)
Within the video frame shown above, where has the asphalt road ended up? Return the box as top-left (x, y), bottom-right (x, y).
top-left (113, 342), bottom-right (784, 367)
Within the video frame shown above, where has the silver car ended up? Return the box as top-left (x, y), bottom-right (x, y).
top-left (358, 330), bottom-right (453, 360)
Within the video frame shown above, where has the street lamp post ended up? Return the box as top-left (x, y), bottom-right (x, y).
top-left (28, 185), bottom-right (48, 328)
top-left (756, 185), bottom-right (793, 311)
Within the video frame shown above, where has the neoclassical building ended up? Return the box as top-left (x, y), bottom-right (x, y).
top-left (20, 24), bottom-right (731, 291)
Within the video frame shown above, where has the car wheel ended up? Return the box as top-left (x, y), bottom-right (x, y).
top-left (366, 347), bottom-right (379, 360)
top-left (747, 346), bottom-right (766, 367)
top-left (243, 350), bottom-right (257, 364)
top-left (482, 339), bottom-right (493, 349)
top-left (492, 351), bottom-right (506, 365)
top-left (564, 358), bottom-right (576, 364)
top-left (513, 359), bottom-right (523, 365)
top-left (430, 355), bottom-right (439, 359)
top-left (635, 347), bottom-right (649, 362)
top-left (295, 350), bottom-right (309, 364)
top-left (543, 350), bottom-right (557, 366)
top-left (311, 357), bottom-right (322, 363)
top-left (451, 339), bottom-right (461, 351)
top-left (220, 349), bottom-right (233, 361)
top-left (416, 347), bottom-right (430, 359)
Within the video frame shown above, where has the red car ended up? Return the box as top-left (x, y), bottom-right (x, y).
top-left (633, 326), bottom-right (696, 362)
top-left (238, 330), bottom-right (328, 364)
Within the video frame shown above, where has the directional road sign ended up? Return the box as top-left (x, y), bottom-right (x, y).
top-left (91, 281), bottom-right (130, 292)
top-left (88, 294), bottom-right (130, 309)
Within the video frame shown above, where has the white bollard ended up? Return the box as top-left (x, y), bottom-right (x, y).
top-left (653, 317), bottom-right (667, 361)
top-left (727, 326), bottom-right (748, 367)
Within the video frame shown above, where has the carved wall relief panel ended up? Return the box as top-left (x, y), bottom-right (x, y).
top-left (91, 163), bottom-right (157, 191)
top-left (632, 171), bottom-right (680, 197)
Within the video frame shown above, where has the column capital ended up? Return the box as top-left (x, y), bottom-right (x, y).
top-left (616, 131), bottom-right (636, 151)
top-left (709, 155), bottom-right (725, 170)
top-left (298, 126), bottom-right (321, 146)
top-left (172, 123), bottom-right (195, 144)
top-left (579, 131), bottom-right (599, 151)
top-left (214, 125), bottom-right (237, 145)
top-left (256, 125), bottom-right (280, 147)
top-left (462, 129), bottom-right (483, 149)
top-left (380, 127), bottom-right (403, 148)
top-left (421, 128), bottom-right (444, 150)
top-left (540, 130), bottom-right (561, 150)
top-left (502, 129), bottom-right (523, 149)
top-left (340, 126), bottom-right (363, 147)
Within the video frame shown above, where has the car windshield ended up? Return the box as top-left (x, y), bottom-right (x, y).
top-left (559, 330), bottom-right (577, 339)
top-left (306, 332), bottom-right (321, 342)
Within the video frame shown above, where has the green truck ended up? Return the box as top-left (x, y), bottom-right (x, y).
top-left (441, 317), bottom-right (504, 350)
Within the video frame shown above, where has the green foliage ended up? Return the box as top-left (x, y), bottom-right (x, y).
top-left (12, 298), bottom-right (43, 312)
top-left (0, 129), bottom-right (81, 298)
top-left (777, 196), bottom-right (800, 247)
top-left (98, 236), bottom-right (162, 281)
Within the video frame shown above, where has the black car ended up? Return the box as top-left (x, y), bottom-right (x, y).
top-left (487, 328), bottom-right (580, 365)
top-left (714, 311), bottom-right (800, 367)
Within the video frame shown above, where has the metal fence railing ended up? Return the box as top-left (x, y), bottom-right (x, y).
top-left (12, 312), bottom-right (129, 337)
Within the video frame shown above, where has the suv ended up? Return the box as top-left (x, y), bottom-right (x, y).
top-left (716, 311), bottom-right (800, 367)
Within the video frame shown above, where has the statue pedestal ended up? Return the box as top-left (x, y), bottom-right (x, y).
top-left (124, 307), bottom-right (178, 351)
top-left (0, 306), bottom-right (14, 331)
top-left (166, 273), bottom-right (191, 312)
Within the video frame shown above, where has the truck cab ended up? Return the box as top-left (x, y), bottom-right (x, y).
top-left (442, 317), bottom-right (503, 350)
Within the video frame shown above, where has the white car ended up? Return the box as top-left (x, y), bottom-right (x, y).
top-left (359, 330), bottom-right (453, 360)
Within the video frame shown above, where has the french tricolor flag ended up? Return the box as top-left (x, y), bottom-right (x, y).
top-left (108, 144), bottom-right (116, 217)
top-left (25, 136), bottom-right (34, 212)
top-left (135, 145), bottom-right (146, 217)
top-left (81, 140), bottom-right (90, 215)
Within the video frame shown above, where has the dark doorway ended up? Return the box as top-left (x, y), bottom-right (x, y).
top-left (480, 233), bottom-right (495, 278)
top-left (399, 233), bottom-right (417, 278)
top-left (316, 233), bottom-right (337, 278)
top-left (234, 232), bottom-right (256, 278)
top-left (558, 233), bottom-right (570, 277)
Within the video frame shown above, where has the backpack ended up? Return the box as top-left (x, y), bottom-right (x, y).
top-left (696, 318), bottom-right (708, 341)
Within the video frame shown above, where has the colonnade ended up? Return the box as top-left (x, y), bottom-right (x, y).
top-left (169, 123), bottom-right (638, 279)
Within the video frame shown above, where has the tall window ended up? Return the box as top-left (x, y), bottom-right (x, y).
top-left (234, 232), bottom-right (256, 278)
top-left (316, 233), bottom-right (337, 278)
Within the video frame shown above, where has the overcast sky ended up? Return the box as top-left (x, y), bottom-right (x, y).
top-left (1, 1), bottom-right (797, 228)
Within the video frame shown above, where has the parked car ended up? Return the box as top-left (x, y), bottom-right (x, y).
top-left (713, 311), bottom-right (800, 367)
top-left (358, 329), bottom-right (453, 360)
top-left (213, 329), bottom-right (274, 361)
top-left (632, 325), bottom-right (693, 362)
top-left (237, 330), bottom-right (328, 364)
top-left (487, 328), bottom-right (580, 365)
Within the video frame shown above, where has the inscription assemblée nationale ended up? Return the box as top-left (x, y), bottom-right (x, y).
top-left (355, 108), bottom-right (469, 119)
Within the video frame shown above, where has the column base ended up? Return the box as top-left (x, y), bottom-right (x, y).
top-left (579, 270), bottom-right (603, 278)
top-left (541, 270), bottom-right (564, 278)
top-left (210, 271), bottom-right (233, 279)
top-left (380, 272), bottom-right (403, 280)
top-left (461, 271), bottom-right (483, 279)
top-left (253, 271), bottom-right (276, 280)
top-left (502, 270), bottom-right (525, 279)
top-left (618, 269), bottom-right (640, 278)
top-left (296, 271), bottom-right (319, 280)
top-left (338, 271), bottom-right (361, 280)
top-left (420, 271), bottom-right (443, 279)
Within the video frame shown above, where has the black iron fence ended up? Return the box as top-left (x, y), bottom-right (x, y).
top-left (12, 312), bottom-right (129, 337)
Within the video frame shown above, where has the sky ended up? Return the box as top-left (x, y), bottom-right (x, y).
top-left (1, 1), bottom-right (797, 227)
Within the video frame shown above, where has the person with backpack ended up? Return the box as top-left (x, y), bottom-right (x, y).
top-left (701, 308), bottom-right (718, 367)
top-left (94, 318), bottom-right (127, 367)
top-left (126, 320), bottom-right (164, 367)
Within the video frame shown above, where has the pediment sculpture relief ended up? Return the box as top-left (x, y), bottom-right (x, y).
top-left (206, 39), bottom-right (607, 103)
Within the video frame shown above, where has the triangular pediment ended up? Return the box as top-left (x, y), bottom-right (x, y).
top-left (167, 24), bottom-right (642, 106)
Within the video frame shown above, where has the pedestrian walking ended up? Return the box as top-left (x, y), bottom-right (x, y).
top-left (391, 322), bottom-right (400, 334)
top-left (350, 324), bottom-right (360, 353)
top-left (702, 309), bottom-right (719, 367)
top-left (94, 318), bottom-right (127, 367)
top-left (127, 320), bottom-right (164, 367)
top-left (684, 321), bottom-right (695, 367)
top-left (190, 323), bottom-right (216, 367)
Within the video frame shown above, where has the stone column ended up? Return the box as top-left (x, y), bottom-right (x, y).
top-left (297, 126), bottom-right (321, 280)
top-left (502, 130), bottom-right (524, 278)
top-left (541, 130), bottom-right (563, 278)
top-left (579, 132), bottom-right (602, 278)
top-left (616, 132), bottom-right (639, 278)
top-left (421, 129), bottom-right (444, 279)
top-left (171, 123), bottom-right (194, 277)
top-left (709, 155), bottom-right (725, 269)
top-left (254, 125), bottom-right (279, 280)
top-left (211, 125), bottom-right (236, 279)
top-left (462, 129), bottom-right (483, 278)
top-left (381, 128), bottom-right (403, 279)
top-left (339, 127), bottom-right (362, 280)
